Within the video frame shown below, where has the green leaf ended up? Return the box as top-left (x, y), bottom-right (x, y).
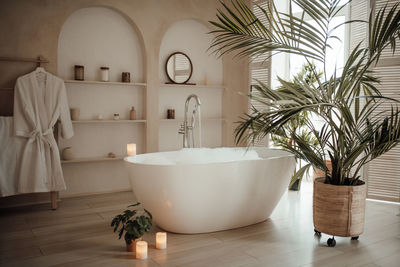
top-left (128, 202), bottom-right (141, 207)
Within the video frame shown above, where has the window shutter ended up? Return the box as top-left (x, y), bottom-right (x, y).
top-left (366, 0), bottom-right (400, 202)
top-left (249, 0), bottom-right (271, 147)
top-left (349, 0), bottom-right (369, 51)
top-left (375, 0), bottom-right (400, 59)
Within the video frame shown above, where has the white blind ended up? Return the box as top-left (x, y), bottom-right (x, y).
top-left (366, 0), bottom-right (400, 202)
top-left (349, 0), bottom-right (369, 51)
top-left (249, 0), bottom-right (271, 147)
top-left (375, 0), bottom-right (400, 59)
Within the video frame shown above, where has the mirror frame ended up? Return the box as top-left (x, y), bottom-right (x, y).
top-left (165, 52), bottom-right (193, 84)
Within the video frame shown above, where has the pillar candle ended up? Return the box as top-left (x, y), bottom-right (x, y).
top-left (127, 143), bottom-right (136, 156)
top-left (135, 241), bottom-right (147, 259)
top-left (156, 232), bottom-right (167, 249)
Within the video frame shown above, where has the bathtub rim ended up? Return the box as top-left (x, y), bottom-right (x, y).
top-left (124, 147), bottom-right (294, 167)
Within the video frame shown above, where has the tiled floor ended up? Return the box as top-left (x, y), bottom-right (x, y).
top-left (0, 182), bottom-right (399, 267)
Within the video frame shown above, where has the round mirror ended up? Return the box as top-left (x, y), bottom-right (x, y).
top-left (165, 52), bottom-right (193, 84)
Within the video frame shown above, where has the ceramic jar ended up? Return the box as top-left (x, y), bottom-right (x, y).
top-left (70, 108), bottom-right (80, 121)
top-left (74, 65), bottom-right (84, 81)
top-left (62, 147), bottom-right (74, 160)
top-left (130, 107), bottom-right (136, 120)
top-left (100, 67), bottom-right (109, 82)
top-left (167, 109), bottom-right (175, 119)
top-left (122, 72), bottom-right (130, 83)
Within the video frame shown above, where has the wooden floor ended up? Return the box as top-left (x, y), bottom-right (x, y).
top-left (0, 182), bottom-right (399, 267)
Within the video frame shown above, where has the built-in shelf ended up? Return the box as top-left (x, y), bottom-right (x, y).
top-left (159, 117), bottom-right (226, 122)
top-left (64, 80), bottom-right (147, 87)
top-left (160, 83), bottom-right (225, 90)
top-left (71, 119), bottom-right (146, 124)
top-left (61, 156), bottom-right (125, 164)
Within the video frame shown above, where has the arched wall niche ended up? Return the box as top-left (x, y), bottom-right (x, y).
top-left (158, 18), bottom-right (224, 151)
top-left (56, 6), bottom-right (147, 197)
top-left (57, 6), bottom-right (146, 82)
top-left (158, 18), bottom-right (223, 85)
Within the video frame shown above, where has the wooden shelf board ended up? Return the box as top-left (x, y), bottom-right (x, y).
top-left (72, 120), bottom-right (146, 124)
top-left (64, 80), bottom-right (146, 87)
top-left (160, 83), bottom-right (225, 90)
top-left (61, 156), bottom-right (125, 164)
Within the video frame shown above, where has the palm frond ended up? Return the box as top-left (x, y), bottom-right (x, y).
top-left (211, 0), bottom-right (400, 185)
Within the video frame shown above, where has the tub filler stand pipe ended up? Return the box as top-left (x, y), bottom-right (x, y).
top-left (179, 94), bottom-right (201, 148)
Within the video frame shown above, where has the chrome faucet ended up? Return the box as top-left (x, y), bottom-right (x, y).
top-left (179, 94), bottom-right (202, 148)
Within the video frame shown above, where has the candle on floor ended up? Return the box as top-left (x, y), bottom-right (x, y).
top-left (127, 143), bottom-right (136, 156)
top-left (136, 241), bottom-right (147, 259)
top-left (156, 232), bottom-right (167, 249)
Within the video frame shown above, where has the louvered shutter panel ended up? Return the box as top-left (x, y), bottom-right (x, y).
top-left (349, 0), bottom-right (369, 51)
top-left (249, 0), bottom-right (271, 147)
top-left (375, 0), bottom-right (400, 60)
top-left (366, 0), bottom-right (400, 202)
top-left (349, 0), bottom-right (369, 157)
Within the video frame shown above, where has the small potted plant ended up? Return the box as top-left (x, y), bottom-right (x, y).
top-left (111, 202), bottom-right (152, 251)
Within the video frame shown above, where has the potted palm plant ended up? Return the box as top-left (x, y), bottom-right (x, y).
top-left (111, 202), bottom-right (152, 251)
top-left (209, 0), bottom-right (400, 247)
top-left (270, 62), bottom-right (322, 190)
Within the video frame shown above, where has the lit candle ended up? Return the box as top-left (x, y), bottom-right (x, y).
top-left (156, 232), bottom-right (167, 249)
top-left (135, 241), bottom-right (147, 259)
top-left (127, 143), bottom-right (136, 156)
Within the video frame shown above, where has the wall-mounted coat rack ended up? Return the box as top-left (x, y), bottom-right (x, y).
top-left (0, 55), bottom-right (49, 92)
top-left (0, 55), bottom-right (49, 67)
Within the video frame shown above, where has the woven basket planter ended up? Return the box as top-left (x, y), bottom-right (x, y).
top-left (313, 178), bottom-right (367, 237)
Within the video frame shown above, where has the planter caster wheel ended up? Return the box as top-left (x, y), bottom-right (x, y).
top-left (351, 236), bottom-right (359, 240)
top-left (327, 237), bottom-right (336, 247)
top-left (314, 229), bottom-right (321, 236)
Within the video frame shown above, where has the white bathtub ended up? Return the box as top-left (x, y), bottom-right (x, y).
top-left (125, 147), bottom-right (295, 234)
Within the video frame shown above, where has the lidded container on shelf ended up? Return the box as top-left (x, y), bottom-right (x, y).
top-left (74, 65), bottom-right (84, 81)
top-left (100, 66), bottom-right (110, 82)
top-left (122, 72), bottom-right (131, 83)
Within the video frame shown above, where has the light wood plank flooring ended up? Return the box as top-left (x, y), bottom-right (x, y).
top-left (0, 182), bottom-right (399, 267)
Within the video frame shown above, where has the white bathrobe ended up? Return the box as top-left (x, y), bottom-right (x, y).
top-left (13, 70), bottom-right (73, 193)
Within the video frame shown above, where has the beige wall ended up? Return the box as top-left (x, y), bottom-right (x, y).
top-left (0, 0), bottom-right (249, 150)
top-left (0, 0), bottom-right (250, 204)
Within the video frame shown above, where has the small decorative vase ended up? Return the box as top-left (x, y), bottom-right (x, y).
top-left (130, 107), bottom-right (136, 120)
top-left (126, 237), bottom-right (142, 252)
top-left (70, 108), bottom-right (80, 121)
top-left (62, 147), bottom-right (74, 160)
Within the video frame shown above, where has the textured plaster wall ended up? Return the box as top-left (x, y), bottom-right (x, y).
top-left (0, 0), bottom-right (250, 152)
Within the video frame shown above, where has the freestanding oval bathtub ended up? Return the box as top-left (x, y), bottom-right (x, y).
top-left (125, 147), bottom-right (295, 234)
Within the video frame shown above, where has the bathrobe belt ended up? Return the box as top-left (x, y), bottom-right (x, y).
top-left (20, 128), bottom-right (54, 185)
top-left (23, 128), bottom-right (54, 148)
